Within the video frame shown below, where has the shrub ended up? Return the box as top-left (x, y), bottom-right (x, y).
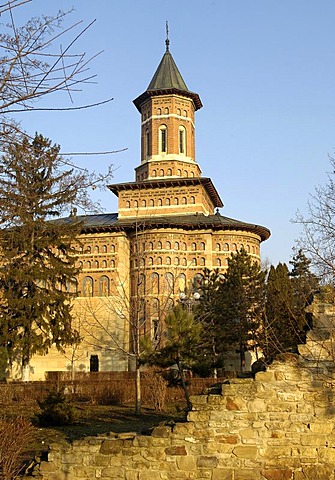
top-left (37, 391), bottom-right (78, 426)
top-left (0, 417), bottom-right (33, 479)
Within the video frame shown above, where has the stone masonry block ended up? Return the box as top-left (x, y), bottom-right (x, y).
top-left (151, 425), bottom-right (172, 438)
top-left (165, 445), bottom-right (187, 456)
top-left (196, 456), bottom-right (219, 468)
top-left (176, 455), bottom-right (197, 470)
top-left (212, 468), bottom-right (234, 480)
top-left (260, 468), bottom-right (293, 480)
top-left (100, 439), bottom-right (123, 455)
top-left (233, 445), bottom-right (258, 460)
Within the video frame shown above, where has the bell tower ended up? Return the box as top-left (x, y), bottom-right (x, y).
top-left (133, 36), bottom-right (203, 182)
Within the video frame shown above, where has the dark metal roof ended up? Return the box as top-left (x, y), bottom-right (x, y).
top-left (147, 50), bottom-right (189, 91)
top-left (133, 47), bottom-right (202, 112)
top-left (65, 212), bottom-right (270, 242)
top-left (108, 177), bottom-right (224, 209)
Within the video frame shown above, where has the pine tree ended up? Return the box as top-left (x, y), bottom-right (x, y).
top-left (148, 305), bottom-right (202, 410)
top-left (0, 134), bottom-right (85, 378)
top-left (193, 268), bottom-right (226, 376)
top-left (217, 249), bottom-right (266, 372)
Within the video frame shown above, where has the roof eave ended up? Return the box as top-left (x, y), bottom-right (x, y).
top-left (133, 89), bottom-right (202, 112)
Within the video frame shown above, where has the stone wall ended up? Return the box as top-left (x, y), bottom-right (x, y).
top-left (30, 353), bottom-right (335, 480)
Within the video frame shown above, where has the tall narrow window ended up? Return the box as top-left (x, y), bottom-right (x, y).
top-left (146, 129), bottom-right (150, 157)
top-left (90, 355), bottom-right (99, 372)
top-left (159, 125), bottom-right (167, 153)
top-left (179, 126), bottom-right (186, 154)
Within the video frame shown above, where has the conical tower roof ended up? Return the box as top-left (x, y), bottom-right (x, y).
top-left (147, 39), bottom-right (189, 91)
top-left (133, 39), bottom-right (202, 111)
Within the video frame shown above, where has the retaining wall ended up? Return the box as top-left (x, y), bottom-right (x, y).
top-left (30, 354), bottom-right (335, 480)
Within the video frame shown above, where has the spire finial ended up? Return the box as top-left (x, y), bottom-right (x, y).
top-left (165, 21), bottom-right (170, 51)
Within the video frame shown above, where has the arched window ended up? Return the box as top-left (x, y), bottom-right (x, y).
top-left (78, 261), bottom-right (83, 268)
top-left (177, 169), bottom-right (182, 176)
top-left (200, 242), bottom-right (205, 251)
top-left (182, 197), bottom-right (187, 205)
top-left (246, 245), bottom-right (250, 253)
top-left (183, 109), bottom-right (187, 117)
top-left (184, 170), bottom-right (188, 177)
top-left (99, 276), bottom-right (110, 296)
top-left (190, 196), bottom-right (195, 204)
top-left (149, 242), bottom-right (154, 250)
top-left (165, 107), bottom-right (169, 114)
top-left (159, 125), bottom-right (167, 153)
top-left (224, 243), bottom-right (229, 251)
top-left (93, 260), bottom-right (99, 269)
top-left (216, 243), bottom-right (221, 251)
top-left (182, 242), bottom-right (187, 251)
top-left (179, 126), bottom-right (186, 154)
top-left (134, 200), bottom-right (138, 208)
top-left (102, 245), bottom-right (107, 253)
top-left (166, 256), bottom-right (171, 265)
top-left (167, 168), bottom-right (172, 176)
top-left (192, 242), bottom-right (197, 251)
top-left (110, 259), bottom-right (115, 268)
top-left (157, 108), bottom-right (161, 115)
top-left (102, 260), bottom-right (107, 268)
top-left (165, 241), bottom-right (171, 249)
top-left (152, 170), bottom-right (157, 177)
top-left (174, 242), bottom-right (179, 250)
top-left (216, 258), bottom-right (221, 266)
top-left (142, 199), bottom-right (146, 207)
top-left (150, 273), bottom-right (159, 294)
top-left (158, 199), bottom-right (162, 206)
top-left (110, 244), bottom-right (115, 253)
top-left (157, 256), bottom-right (162, 265)
top-left (192, 258), bottom-right (197, 266)
top-left (177, 108), bottom-right (181, 116)
top-left (174, 257), bottom-right (180, 265)
top-left (200, 257), bottom-right (206, 266)
top-left (149, 199), bottom-right (154, 207)
top-left (86, 246), bottom-right (91, 254)
top-left (83, 277), bottom-right (93, 297)
top-left (182, 258), bottom-right (187, 266)
top-left (164, 272), bottom-right (174, 293)
top-left (232, 243), bottom-right (237, 251)
top-left (166, 198), bottom-right (170, 206)
top-left (174, 197), bottom-right (179, 205)
top-left (94, 245), bottom-right (99, 253)
top-left (86, 260), bottom-right (91, 269)
top-left (67, 278), bottom-right (78, 293)
top-left (177, 273), bottom-right (186, 292)
top-left (126, 201), bottom-right (130, 208)
top-left (193, 273), bottom-right (204, 290)
top-left (148, 257), bottom-right (153, 265)
top-left (157, 241), bottom-right (162, 249)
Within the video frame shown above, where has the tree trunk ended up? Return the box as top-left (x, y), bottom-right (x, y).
top-left (176, 359), bottom-right (192, 411)
top-left (135, 363), bottom-right (141, 415)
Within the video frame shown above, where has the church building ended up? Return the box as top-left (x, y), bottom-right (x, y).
top-left (24, 38), bottom-right (270, 380)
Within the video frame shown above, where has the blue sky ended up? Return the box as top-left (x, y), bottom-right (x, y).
top-left (7, 0), bottom-right (335, 267)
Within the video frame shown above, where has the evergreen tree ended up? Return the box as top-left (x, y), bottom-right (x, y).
top-left (0, 133), bottom-right (85, 378)
top-left (289, 249), bottom-right (319, 311)
top-left (263, 263), bottom-right (295, 357)
top-left (148, 305), bottom-right (202, 410)
top-left (193, 268), bottom-right (226, 376)
top-left (216, 249), bottom-right (266, 372)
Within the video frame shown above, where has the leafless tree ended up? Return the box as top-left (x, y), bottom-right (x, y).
top-left (294, 156), bottom-right (335, 283)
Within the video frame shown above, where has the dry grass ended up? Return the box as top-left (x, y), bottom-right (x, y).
top-left (0, 372), bottom-right (226, 476)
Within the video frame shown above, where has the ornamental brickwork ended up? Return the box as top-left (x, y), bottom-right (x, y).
top-left (16, 41), bottom-right (270, 381)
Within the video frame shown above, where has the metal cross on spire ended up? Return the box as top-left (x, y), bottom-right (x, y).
top-left (165, 21), bottom-right (170, 51)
